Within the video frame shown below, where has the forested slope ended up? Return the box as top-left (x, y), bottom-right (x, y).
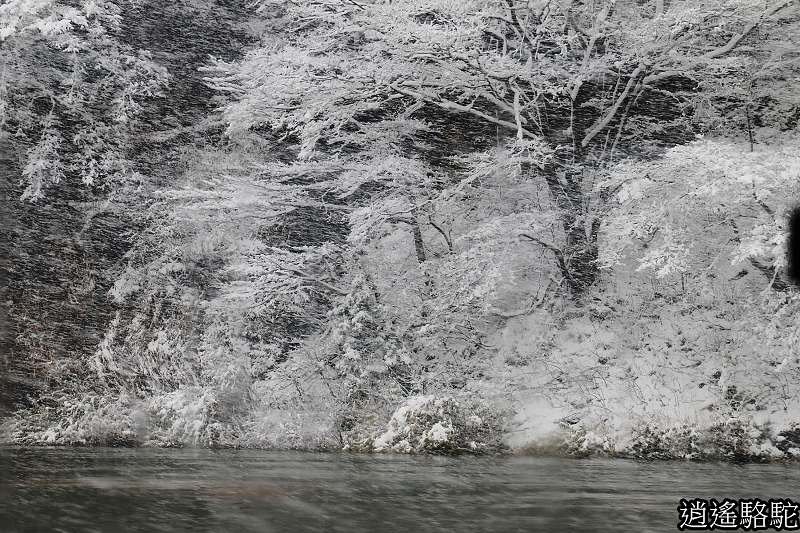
top-left (2, 0), bottom-right (800, 461)
top-left (0, 0), bottom-right (253, 414)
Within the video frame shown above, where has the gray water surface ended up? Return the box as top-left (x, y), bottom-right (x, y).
top-left (1, 447), bottom-right (799, 532)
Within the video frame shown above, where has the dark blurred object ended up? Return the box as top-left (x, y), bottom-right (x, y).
top-left (788, 206), bottom-right (800, 287)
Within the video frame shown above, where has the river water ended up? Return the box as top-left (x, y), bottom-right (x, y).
top-left (1, 447), bottom-right (799, 532)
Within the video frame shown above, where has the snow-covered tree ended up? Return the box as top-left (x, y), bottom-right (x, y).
top-left (0, 0), bottom-right (168, 199)
top-left (601, 133), bottom-right (800, 289)
top-left (8, 0), bottom-right (800, 456)
top-left (212, 0), bottom-right (800, 297)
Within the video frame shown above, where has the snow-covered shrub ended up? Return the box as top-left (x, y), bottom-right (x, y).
top-left (369, 396), bottom-right (507, 455)
top-left (7, 392), bottom-right (137, 446)
top-left (562, 426), bottom-right (618, 458)
top-left (239, 408), bottom-right (340, 450)
top-left (699, 418), bottom-right (783, 462)
top-left (623, 418), bottom-right (785, 462)
top-left (775, 425), bottom-right (800, 458)
top-left (628, 423), bottom-right (703, 460)
top-left (145, 387), bottom-right (239, 447)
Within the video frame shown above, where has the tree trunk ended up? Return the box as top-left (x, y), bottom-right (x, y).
top-left (527, 137), bottom-right (601, 299)
top-left (563, 216), bottom-right (600, 297)
top-left (412, 218), bottom-right (426, 263)
top-left (518, 80), bottom-right (609, 299)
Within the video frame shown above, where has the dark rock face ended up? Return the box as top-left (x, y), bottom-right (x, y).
top-left (0, 0), bottom-right (254, 415)
top-left (0, 137), bottom-right (128, 412)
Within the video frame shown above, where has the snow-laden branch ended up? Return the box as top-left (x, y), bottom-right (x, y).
top-left (581, 63), bottom-right (645, 148)
top-left (390, 83), bottom-right (537, 139)
top-left (702, 0), bottom-right (797, 60)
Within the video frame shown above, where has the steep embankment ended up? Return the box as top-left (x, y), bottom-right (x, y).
top-left (4, 1), bottom-right (800, 464)
top-left (0, 0), bottom-right (255, 416)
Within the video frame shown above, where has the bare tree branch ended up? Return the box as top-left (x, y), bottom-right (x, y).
top-left (519, 233), bottom-right (575, 283)
top-left (427, 216), bottom-right (453, 252)
top-left (489, 276), bottom-right (555, 318)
